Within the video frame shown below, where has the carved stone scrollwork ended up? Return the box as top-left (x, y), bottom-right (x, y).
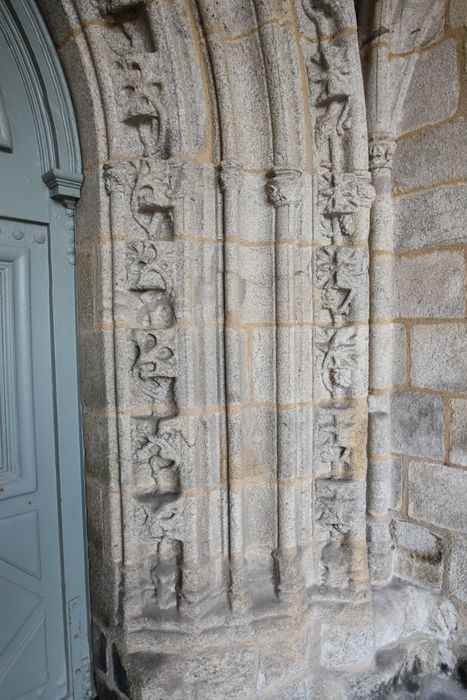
top-left (132, 417), bottom-right (181, 496)
top-left (309, 44), bottom-right (353, 169)
top-left (126, 241), bottom-right (167, 290)
top-left (131, 330), bottom-right (176, 409)
top-left (103, 160), bottom-right (136, 196)
top-left (316, 326), bottom-right (356, 398)
top-left (131, 159), bottom-right (185, 239)
top-left (316, 246), bottom-right (364, 320)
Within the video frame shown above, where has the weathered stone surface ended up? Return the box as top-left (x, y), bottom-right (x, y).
top-left (373, 249), bottom-right (465, 322)
top-left (411, 324), bottom-right (467, 393)
top-left (370, 324), bottom-right (406, 390)
top-left (408, 462), bottom-right (467, 532)
top-left (391, 519), bottom-right (444, 588)
top-left (393, 120), bottom-right (467, 190)
top-left (321, 620), bottom-right (374, 670)
top-left (391, 392), bottom-right (444, 459)
top-left (449, 0), bottom-right (466, 29)
top-left (394, 184), bottom-right (467, 251)
top-left (396, 40), bottom-right (460, 134)
top-left (394, 251), bottom-right (465, 319)
top-left (373, 581), bottom-right (457, 649)
top-left (447, 535), bottom-right (467, 604)
top-left (449, 400), bottom-right (467, 467)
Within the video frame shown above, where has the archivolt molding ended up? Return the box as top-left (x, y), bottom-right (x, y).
top-left (38, 0), bottom-right (375, 695)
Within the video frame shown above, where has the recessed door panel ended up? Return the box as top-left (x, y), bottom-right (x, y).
top-left (0, 236), bottom-right (36, 498)
top-left (0, 221), bottom-right (68, 700)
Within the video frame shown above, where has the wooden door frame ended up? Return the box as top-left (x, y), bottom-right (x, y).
top-left (0, 0), bottom-right (92, 697)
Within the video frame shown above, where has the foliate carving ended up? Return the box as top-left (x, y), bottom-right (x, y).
top-left (131, 159), bottom-right (185, 239)
top-left (309, 44), bottom-right (353, 168)
top-left (114, 54), bottom-right (168, 158)
top-left (126, 240), bottom-right (175, 329)
top-left (301, 0), bottom-right (359, 169)
top-left (318, 172), bottom-right (374, 242)
top-left (315, 408), bottom-right (353, 478)
top-left (103, 160), bottom-right (136, 195)
top-left (133, 417), bottom-right (182, 496)
top-left (126, 241), bottom-right (168, 291)
top-left (316, 246), bottom-right (364, 319)
top-left (132, 330), bottom-right (176, 408)
top-left (265, 167), bottom-right (302, 208)
top-left (98, 2), bottom-right (195, 628)
top-left (316, 326), bottom-right (356, 398)
top-left (369, 139), bottom-right (396, 174)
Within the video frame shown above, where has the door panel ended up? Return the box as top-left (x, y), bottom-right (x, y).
top-left (0, 0), bottom-right (91, 697)
top-left (0, 238), bottom-right (36, 497)
top-left (0, 220), bottom-right (68, 699)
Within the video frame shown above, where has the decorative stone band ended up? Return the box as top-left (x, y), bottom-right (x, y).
top-left (312, 170), bottom-right (373, 597)
top-left (103, 153), bottom-right (186, 622)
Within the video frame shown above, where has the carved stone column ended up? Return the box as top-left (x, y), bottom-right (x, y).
top-left (367, 137), bottom-right (397, 584)
top-left (218, 160), bottom-right (250, 612)
top-left (266, 167), bottom-right (305, 602)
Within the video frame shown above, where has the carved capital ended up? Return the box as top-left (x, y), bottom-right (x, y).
top-left (369, 139), bottom-right (397, 173)
top-left (265, 167), bottom-right (302, 208)
top-left (218, 160), bottom-right (242, 193)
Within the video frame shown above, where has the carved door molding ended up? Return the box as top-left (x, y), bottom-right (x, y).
top-left (35, 0), bottom-right (375, 695)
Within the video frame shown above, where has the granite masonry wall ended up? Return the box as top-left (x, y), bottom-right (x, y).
top-left (37, 0), bottom-right (467, 697)
top-left (359, 0), bottom-right (467, 656)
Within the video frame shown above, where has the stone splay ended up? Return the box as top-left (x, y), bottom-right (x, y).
top-left (35, 0), bottom-right (467, 696)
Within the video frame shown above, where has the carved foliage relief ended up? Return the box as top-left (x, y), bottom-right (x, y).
top-left (96, 0), bottom-right (373, 634)
top-left (101, 0), bottom-right (188, 621)
top-left (297, 0), bottom-right (374, 595)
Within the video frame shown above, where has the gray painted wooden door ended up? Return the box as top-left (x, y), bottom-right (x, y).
top-left (0, 1), bottom-right (91, 698)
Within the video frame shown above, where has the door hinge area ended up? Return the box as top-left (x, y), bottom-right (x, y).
top-left (68, 596), bottom-right (94, 699)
